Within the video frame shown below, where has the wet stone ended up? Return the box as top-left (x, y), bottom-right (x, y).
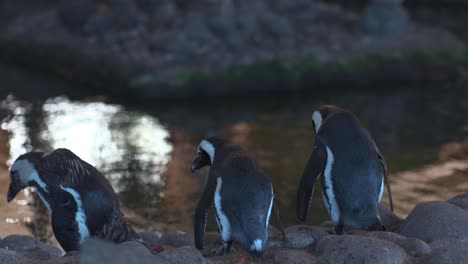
top-left (430, 238), bottom-right (468, 250)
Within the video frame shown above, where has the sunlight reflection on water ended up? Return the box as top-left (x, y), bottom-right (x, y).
top-left (0, 96), bottom-right (174, 239)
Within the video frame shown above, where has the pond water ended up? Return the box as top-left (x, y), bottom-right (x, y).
top-left (0, 64), bottom-right (467, 245)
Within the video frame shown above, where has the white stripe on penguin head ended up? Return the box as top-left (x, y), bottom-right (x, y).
top-left (199, 139), bottom-right (215, 163)
top-left (60, 186), bottom-right (90, 244)
top-left (312, 111), bottom-right (323, 133)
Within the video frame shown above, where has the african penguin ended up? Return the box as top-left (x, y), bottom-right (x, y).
top-left (7, 148), bottom-right (142, 251)
top-left (297, 105), bottom-right (394, 234)
top-left (191, 136), bottom-right (274, 256)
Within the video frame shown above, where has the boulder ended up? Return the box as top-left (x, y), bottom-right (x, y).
top-left (448, 193), bottom-right (468, 211)
top-left (430, 238), bottom-right (468, 250)
top-left (360, 0), bottom-right (410, 37)
top-left (284, 225), bottom-right (329, 249)
top-left (423, 245), bottom-right (468, 264)
top-left (138, 231), bottom-right (162, 246)
top-left (316, 235), bottom-right (407, 264)
top-left (399, 201), bottom-right (468, 242)
top-left (159, 246), bottom-right (206, 264)
top-left (0, 235), bottom-right (62, 260)
top-left (272, 249), bottom-right (320, 264)
top-left (0, 248), bottom-right (32, 264)
top-left (353, 231), bottom-right (431, 257)
top-left (158, 230), bottom-right (194, 248)
top-left (80, 238), bottom-right (169, 264)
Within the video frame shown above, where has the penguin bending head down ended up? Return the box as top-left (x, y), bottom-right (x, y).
top-left (192, 136), bottom-right (274, 256)
top-left (297, 105), bottom-right (394, 234)
top-left (7, 148), bottom-right (142, 252)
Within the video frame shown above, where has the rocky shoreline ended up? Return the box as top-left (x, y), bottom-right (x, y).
top-left (1, 193), bottom-right (467, 264)
top-left (0, 0), bottom-right (468, 101)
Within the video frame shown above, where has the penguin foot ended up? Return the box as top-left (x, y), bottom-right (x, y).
top-left (203, 243), bottom-right (232, 257)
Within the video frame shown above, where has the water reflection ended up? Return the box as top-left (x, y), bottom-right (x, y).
top-left (0, 88), bottom-right (467, 244)
top-left (0, 96), bottom-right (173, 241)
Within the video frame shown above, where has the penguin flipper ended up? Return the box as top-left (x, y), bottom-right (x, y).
top-left (378, 153), bottom-right (394, 212)
top-left (297, 142), bottom-right (326, 221)
top-left (194, 181), bottom-right (216, 251)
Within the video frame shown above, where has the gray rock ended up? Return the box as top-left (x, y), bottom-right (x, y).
top-left (430, 238), bottom-right (468, 250)
top-left (0, 235), bottom-right (62, 260)
top-left (284, 225), bottom-right (328, 249)
top-left (360, 1), bottom-right (410, 37)
top-left (152, 0), bottom-right (179, 26)
top-left (0, 248), bottom-right (31, 264)
top-left (423, 245), bottom-right (468, 264)
top-left (448, 193), bottom-right (468, 211)
top-left (272, 249), bottom-right (320, 264)
top-left (398, 238), bottom-right (431, 257)
top-left (399, 201), bottom-right (468, 242)
top-left (48, 254), bottom-right (80, 264)
top-left (80, 238), bottom-right (169, 264)
top-left (138, 231), bottom-right (161, 246)
top-left (352, 231), bottom-right (430, 257)
top-left (316, 235), bottom-right (407, 264)
top-left (158, 230), bottom-right (194, 248)
top-left (58, 0), bottom-right (96, 32)
top-left (159, 246), bottom-right (206, 264)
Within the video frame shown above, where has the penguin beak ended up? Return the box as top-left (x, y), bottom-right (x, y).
top-left (7, 171), bottom-right (21, 202)
top-left (191, 153), bottom-right (210, 173)
top-left (7, 183), bottom-right (20, 203)
top-left (191, 156), bottom-right (203, 173)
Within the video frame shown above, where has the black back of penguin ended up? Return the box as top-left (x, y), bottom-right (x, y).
top-left (192, 136), bottom-right (274, 255)
top-left (213, 151), bottom-right (273, 247)
top-left (317, 108), bottom-right (384, 229)
top-left (19, 149), bottom-right (140, 249)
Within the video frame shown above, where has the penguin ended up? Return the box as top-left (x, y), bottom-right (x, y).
top-left (7, 148), bottom-right (142, 251)
top-left (297, 105), bottom-right (393, 234)
top-left (191, 136), bottom-right (274, 256)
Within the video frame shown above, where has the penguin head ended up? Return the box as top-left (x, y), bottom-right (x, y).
top-left (312, 105), bottom-right (343, 133)
top-left (7, 151), bottom-right (46, 202)
top-left (191, 137), bottom-right (216, 172)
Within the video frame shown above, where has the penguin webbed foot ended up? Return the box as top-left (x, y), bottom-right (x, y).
top-left (330, 223), bottom-right (345, 235)
top-left (203, 241), bottom-right (232, 257)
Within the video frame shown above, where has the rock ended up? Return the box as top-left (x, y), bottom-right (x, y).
top-left (399, 201), bottom-right (468, 242)
top-left (360, 0), bottom-right (410, 37)
top-left (48, 254), bottom-right (80, 264)
top-left (80, 238), bottom-right (169, 264)
top-left (151, 0), bottom-right (179, 26)
top-left (138, 231), bottom-right (162, 246)
top-left (159, 246), bottom-right (206, 264)
top-left (316, 235), bottom-right (407, 264)
top-left (397, 238), bottom-right (431, 257)
top-left (430, 238), bottom-right (468, 250)
top-left (379, 205), bottom-right (402, 230)
top-left (158, 230), bottom-right (194, 248)
top-left (353, 231), bottom-right (430, 257)
top-left (448, 193), bottom-right (468, 211)
top-left (58, 0), bottom-right (96, 32)
top-left (272, 249), bottom-right (320, 264)
top-left (0, 248), bottom-right (31, 263)
top-left (0, 235), bottom-right (62, 260)
top-left (284, 225), bottom-right (328, 249)
top-left (423, 245), bottom-right (468, 264)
